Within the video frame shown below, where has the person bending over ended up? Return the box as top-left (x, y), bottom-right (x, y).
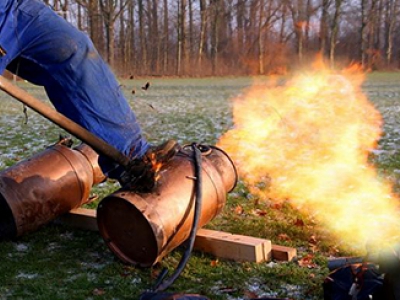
top-left (0, 0), bottom-right (179, 190)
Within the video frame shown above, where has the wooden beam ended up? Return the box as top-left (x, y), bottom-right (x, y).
top-left (194, 228), bottom-right (271, 263)
top-left (56, 207), bottom-right (98, 231)
top-left (271, 244), bottom-right (297, 262)
top-left (57, 208), bottom-right (296, 262)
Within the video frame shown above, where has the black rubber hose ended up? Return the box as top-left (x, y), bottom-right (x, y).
top-left (152, 143), bottom-right (203, 292)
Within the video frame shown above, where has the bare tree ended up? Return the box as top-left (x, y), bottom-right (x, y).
top-left (286, 0), bottom-right (307, 62)
top-left (58, 0), bottom-right (400, 76)
top-left (198, 0), bottom-right (208, 72)
top-left (125, 0), bottom-right (135, 74)
top-left (279, 1), bottom-right (289, 44)
top-left (163, 0), bottom-right (170, 74)
top-left (319, 0), bottom-right (331, 55)
top-left (177, 0), bottom-right (187, 75)
top-left (330, 0), bottom-right (344, 68)
top-left (138, 0), bottom-right (147, 73)
top-left (360, 0), bottom-right (369, 68)
top-left (210, 0), bottom-right (221, 75)
top-left (386, 0), bottom-right (399, 64)
top-left (98, 0), bottom-right (130, 68)
top-left (188, 0), bottom-right (194, 62)
top-left (75, 0), bottom-right (105, 55)
top-left (236, 0), bottom-right (245, 53)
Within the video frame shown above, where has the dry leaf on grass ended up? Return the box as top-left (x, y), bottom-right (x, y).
top-left (210, 259), bottom-right (219, 267)
top-left (251, 209), bottom-right (268, 217)
top-left (270, 203), bottom-right (283, 210)
top-left (277, 233), bottom-right (291, 241)
top-left (218, 287), bottom-right (236, 294)
top-left (234, 205), bottom-right (244, 215)
top-left (297, 254), bottom-right (318, 268)
top-left (92, 288), bottom-right (106, 296)
top-left (294, 218), bottom-right (304, 227)
top-left (243, 290), bottom-right (258, 298)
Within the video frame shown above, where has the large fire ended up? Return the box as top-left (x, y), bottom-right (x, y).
top-left (217, 64), bottom-right (400, 250)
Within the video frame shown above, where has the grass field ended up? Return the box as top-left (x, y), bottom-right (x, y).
top-left (1, 72), bottom-right (400, 299)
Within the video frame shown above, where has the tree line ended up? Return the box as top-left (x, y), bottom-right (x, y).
top-left (44, 0), bottom-right (400, 76)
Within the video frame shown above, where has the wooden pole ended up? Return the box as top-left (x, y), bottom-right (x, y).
top-left (0, 76), bottom-right (131, 168)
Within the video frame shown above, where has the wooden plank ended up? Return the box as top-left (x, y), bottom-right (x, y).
top-left (57, 207), bottom-right (98, 231)
top-left (194, 228), bottom-right (271, 263)
top-left (58, 208), bottom-right (296, 262)
top-left (271, 244), bottom-right (297, 262)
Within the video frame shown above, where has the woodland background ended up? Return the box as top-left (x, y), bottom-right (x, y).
top-left (43, 0), bottom-right (400, 76)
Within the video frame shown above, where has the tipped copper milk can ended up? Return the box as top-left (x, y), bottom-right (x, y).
top-left (97, 145), bottom-right (237, 267)
top-left (0, 143), bottom-right (105, 239)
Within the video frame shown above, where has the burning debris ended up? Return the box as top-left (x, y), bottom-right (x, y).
top-left (142, 81), bottom-right (151, 90)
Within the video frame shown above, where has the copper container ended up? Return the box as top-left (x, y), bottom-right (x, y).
top-left (0, 143), bottom-right (104, 239)
top-left (97, 145), bottom-right (237, 267)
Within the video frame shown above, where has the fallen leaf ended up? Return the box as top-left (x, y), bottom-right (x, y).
top-left (270, 203), bottom-right (282, 210)
top-left (151, 268), bottom-right (161, 279)
top-left (219, 287), bottom-right (236, 294)
top-left (294, 218), bottom-right (304, 227)
top-left (309, 243), bottom-right (319, 253)
top-left (256, 209), bottom-right (267, 216)
top-left (243, 290), bottom-right (258, 298)
top-left (250, 209), bottom-right (267, 217)
top-left (308, 235), bottom-right (318, 244)
top-left (234, 205), bottom-right (244, 215)
top-left (92, 288), bottom-right (106, 296)
top-left (210, 259), bottom-right (219, 267)
top-left (277, 233), bottom-right (291, 241)
top-left (298, 254), bottom-right (318, 268)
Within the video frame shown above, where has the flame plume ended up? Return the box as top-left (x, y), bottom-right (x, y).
top-left (217, 65), bottom-right (400, 250)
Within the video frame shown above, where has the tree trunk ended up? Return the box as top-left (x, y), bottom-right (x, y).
top-left (119, 0), bottom-right (126, 73)
top-left (286, 0), bottom-right (306, 63)
top-left (77, 1), bottom-right (83, 30)
top-left (138, 0), bottom-right (147, 73)
top-left (360, 0), bottom-right (368, 68)
top-left (163, 0), bottom-right (169, 74)
top-left (188, 0), bottom-right (194, 63)
top-left (177, 0), bottom-right (187, 75)
top-left (99, 0), bottom-right (115, 67)
top-left (304, 0), bottom-right (312, 51)
top-left (319, 0), bottom-right (330, 56)
top-left (367, 0), bottom-right (379, 69)
top-left (108, 20), bottom-right (115, 69)
top-left (236, 0), bottom-right (245, 55)
top-left (198, 0), bottom-right (207, 72)
top-left (329, 0), bottom-right (343, 68)
top-left (258, 0), bottom-right (265, 75)
top-left (279, 2), bottom-right (288, 44)
top-left (386, 0), bottom-right (398, 64)
top-left (127, 0), bottom-right (135, 74)
top-left (87, 0), bottom-right (104, 55)
top-left (61, 0), bottom-right (69, 20)
top-left (210, 0), bottom-right (220, 75)
top-left (151, 0), bottom-right (160, 74)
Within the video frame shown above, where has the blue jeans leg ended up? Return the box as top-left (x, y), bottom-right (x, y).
top-left (3, 0), bottom-right (149, 177)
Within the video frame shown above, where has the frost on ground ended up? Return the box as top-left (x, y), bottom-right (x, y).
top-left (15, 273), bottom-right (38, 280)
top-left (212, 279), bottom-right (312, 300)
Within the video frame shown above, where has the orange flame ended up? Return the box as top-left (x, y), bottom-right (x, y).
top-left (149, 152), bottom-right (163, 182)
top-left (217, 63), bottom-right (400, 250)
